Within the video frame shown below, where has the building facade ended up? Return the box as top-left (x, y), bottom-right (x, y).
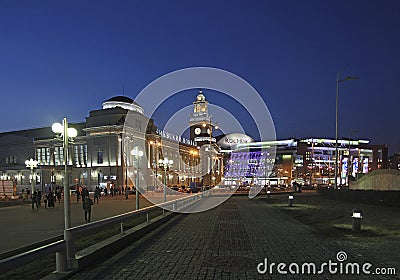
top-left (223, 138), bottom-right (389, 187)
top-left (0, 96), bottom-right (203, 194)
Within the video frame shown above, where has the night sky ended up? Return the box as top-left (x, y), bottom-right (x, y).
top-left (0, 1), bottom-right (399, 154)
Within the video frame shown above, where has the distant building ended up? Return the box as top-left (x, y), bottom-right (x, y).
top-left (0, 96), bottom-right (202, 192)
top-left (0, 93), bottom-right (390, 191)
top-left (223, 138), bottom-right (389, 187)
top-left (388, 153), bottom-right (400, 170)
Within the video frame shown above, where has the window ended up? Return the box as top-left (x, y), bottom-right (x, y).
top-left (5, 156), bottom-right (17, 165)
top-left (74, 146), bottom-right (79, 165)
top-left (97, 151), bottom-right (103, 164)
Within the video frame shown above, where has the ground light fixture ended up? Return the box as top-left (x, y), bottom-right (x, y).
top-left (351, 208), bottom-right (363, 232)
top-left (288, 195), bottom-right (294, 207)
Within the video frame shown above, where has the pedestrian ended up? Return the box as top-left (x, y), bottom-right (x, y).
top-left (81, 186), bottom-right (88, 201)
top-left (125, 186), bottom-right (129, 199)
top-left (110, 186), bottom-right (114, 197)
top-left (83, 195), bottom-right (94, 223)
top-left (43, 192), bottom-right (48, 209)
top-left (94, 186), bottom-right (100, 204)
top-left (47, 191), bottom-right (55, 208)
top-left (76, 188), bottom-right (81, 202)
top-left (36, 190), bottom-right (42, 208)
top-left (56, 188), bottom-right (61, 203)
top-left (31, 190), bottom-right (37, 209)
top-left (22, 189), bottom-right (27, 202)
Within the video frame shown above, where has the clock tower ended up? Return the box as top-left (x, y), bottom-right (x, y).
top-left (189, 90), bottom-right (216, 147)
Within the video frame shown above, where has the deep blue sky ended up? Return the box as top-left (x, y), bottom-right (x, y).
top-left (0, 0), bottom-right (399, 154)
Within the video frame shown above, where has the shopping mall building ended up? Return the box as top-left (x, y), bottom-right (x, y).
top-left (0, 92), bottom-right (388, 193)
top-left (222, 138), bottom-right (388, 187)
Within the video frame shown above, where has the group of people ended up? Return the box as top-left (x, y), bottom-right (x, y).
top-left (28, 187), bottom-right (62, 210)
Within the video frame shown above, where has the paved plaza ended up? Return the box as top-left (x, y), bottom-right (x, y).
top-left (65, 195), bottom-right (396, 280)
top-left (0, 194), bottom-right (151, 254)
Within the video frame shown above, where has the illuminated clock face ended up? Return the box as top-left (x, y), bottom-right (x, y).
top-left (194, 127), bottom-right (201, 135)
top-left (207, 128), bottom-right (211, 135)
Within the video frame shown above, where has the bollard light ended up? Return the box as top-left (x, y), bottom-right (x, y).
top-left (267, 190), bottom-right (271, 198)
top-left (352, 212), bottom-right (362, 219)
top-left (351, 208), bottom-right (363, 232)
top-left (288, 195), bottom-right (294, 207)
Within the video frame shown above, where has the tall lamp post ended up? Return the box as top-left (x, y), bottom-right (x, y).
top-left (131, 147), bottom-right (143, 210)
top-left (335, 74), bottom-right (359, 189)
top-left (159, 157), bottom-right (173, 202)
top-left (190, 150), bottom-right (198, 187)
top-left (150, 140), bottom-right (161, 189)
top-left (25, 158), bottom-right (38, 196)
top-left (52, 118), bottom-right (77, 266)
top-left (203, 117), bottom-right (218, 186)
top-left (118, 134), bottom-right (124, 191)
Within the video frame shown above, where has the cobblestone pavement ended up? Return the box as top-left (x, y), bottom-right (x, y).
top-left (67, 196), bottom-right (397, 280)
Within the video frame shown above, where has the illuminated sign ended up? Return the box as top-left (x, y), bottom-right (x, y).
top-left (156, 129), bottom-right (197, 146)
top-left (341, 157), bottom-right (348, 178)
top-left (217, 133), bottom-right (254, 149)
top-left (362, 158), bottom-right (369, 173)
top-left (352, 158), bottom-right (359, 177)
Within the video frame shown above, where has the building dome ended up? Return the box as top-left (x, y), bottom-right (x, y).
top-left (102, 95), bottom-right (144, 115)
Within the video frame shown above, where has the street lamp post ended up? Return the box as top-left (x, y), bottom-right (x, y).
top-left (25, 158), bottom-right (38, 196)
top-left (335, 73), bottom-right (359, 189)
top-left (158, 157), bottom-right (173, 202)
top-left (203, 117), bottom-right (218, 187)
top-left (131, 147), bottom-right (143, 210)
top-left (52, 118), bottom-right (77, 266)
top-left (118, 134), bottom-right (124, 193)
top-left (190, 150), bottom-right (198, 187)
top-left (150, 141), bottom-right (161, 189)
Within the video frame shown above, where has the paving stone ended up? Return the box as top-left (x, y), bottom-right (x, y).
top-left (67, 196), bottom-right (396, 280)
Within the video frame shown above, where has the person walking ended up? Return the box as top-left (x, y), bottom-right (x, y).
top-left (37, 190), bottom-right (42, 207)
top-left (43, 192), bottom-right (48, 209)
top-left (81, 186), bottom-right (88, 200)
top-left (125, 186), bottom-right (129, 199)
top-left (56, 186), bottom-right (62, 203)
top-left (22, 189), bottom-right (28, 202)
top-left (94, 186), bottom-right (100, 204)
top-left (47, 191), bottom-right (55, 208)
top-left (31, 190), bottom-right (37, 209)
top-left (83, 195), bottom-right (94, 223)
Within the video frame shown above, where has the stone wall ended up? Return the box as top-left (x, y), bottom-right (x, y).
top-left (350, 169), bottom-right (400, 191)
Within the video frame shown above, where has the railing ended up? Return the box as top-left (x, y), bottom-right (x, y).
top-left (0, 191), bottom-right (206, 275)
